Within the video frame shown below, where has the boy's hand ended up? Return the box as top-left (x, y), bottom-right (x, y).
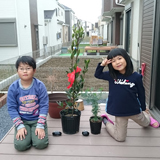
top-left (101, 58), bottom-right (112, 66)
top-left (35, 128), bottom-right (45, 139)
top-left (16, 127), bottom-right (27, 140)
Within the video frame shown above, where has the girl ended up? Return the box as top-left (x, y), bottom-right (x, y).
top-left (94, 48), bottom-right (159, 142)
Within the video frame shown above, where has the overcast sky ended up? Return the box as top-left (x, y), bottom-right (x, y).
top-left (58, 0), bottom-right (102, 24)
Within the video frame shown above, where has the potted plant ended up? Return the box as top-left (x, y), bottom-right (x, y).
top-left (47, 70), bottom-right (69, 119)
top-left (58, 20), bottom-right (90, 134)
top-left (81, 88), bottom-right (103, 134)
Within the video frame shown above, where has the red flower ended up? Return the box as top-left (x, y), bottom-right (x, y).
top-left (75, 66), bottom-right (81, 73)
top-left (67, 66), bottom-right (81, 89)
top-left (67, 72), bottom-right (75, 89)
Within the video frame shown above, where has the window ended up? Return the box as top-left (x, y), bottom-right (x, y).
top-left (58, 8), bottom-right (60, 16)
top-left (107, 23), bottom-right (109, 41)
top-left (0, 18), bottom-right (18, 46)
top-left (111, 21), bottom-right (113, 44)
top-left (57, 32), bottom-right (61, 39)
top-left (125, 9), bottom-right (131, 53)
top-left (120, 16), bottom-right (123, 45)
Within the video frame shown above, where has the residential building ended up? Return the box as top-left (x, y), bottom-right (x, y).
top-left (60, 4), bottom-right (76, 41)
top-left (37, 0), bottom-right (65, 48)
top-left (118, 0), bottom-right (160, 121)
top-left (98, 16), bottom-right (107, 40)
top-left (101, 0), bottom-right (124, 47)
top-left (80, 20), bottom-right (94, 37)
top-left (0, 0), bottom-right (66, 63)
top-left (102, 0), bottom-right (160, 121)
top-left (0, 0), bottom-right (33, 62)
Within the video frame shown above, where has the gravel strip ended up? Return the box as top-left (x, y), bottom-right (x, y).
top-left (0, 104), bottom-right (13, 142)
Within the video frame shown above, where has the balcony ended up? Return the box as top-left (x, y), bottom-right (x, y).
top-left (1, 104), bottom-right (160, 159)
top-left (102, 0), bottom-right (124, 17)
top-left (119, 0), bottom-right (129, 4)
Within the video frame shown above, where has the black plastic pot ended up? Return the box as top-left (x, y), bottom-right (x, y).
top-left (60, 109), bottom-right (81, 134)
top-left (90, 116), bottom-right (102, 134)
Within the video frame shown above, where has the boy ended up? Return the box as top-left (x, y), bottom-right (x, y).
top-left (7, 56), bottom-right (49, 151)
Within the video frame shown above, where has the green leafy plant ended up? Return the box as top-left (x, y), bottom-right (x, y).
top-left (57, 20), bottom-right (90, 115)
top-left (81, 88), bottom-right (103, 122)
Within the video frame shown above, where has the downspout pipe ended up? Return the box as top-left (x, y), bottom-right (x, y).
top-left (115, 0), bottom-right (125, 7)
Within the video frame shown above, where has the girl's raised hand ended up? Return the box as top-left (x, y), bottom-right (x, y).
top-left (100, 57), bottom-right (112, 66)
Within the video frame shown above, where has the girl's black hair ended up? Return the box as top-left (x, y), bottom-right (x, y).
top-left (15, 56), bottom-right (36, 70)
top-left (107, 48), bottom-right (133, 79)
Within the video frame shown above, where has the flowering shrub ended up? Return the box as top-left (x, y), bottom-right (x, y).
top-left (59, 20), bottom-right (90, 114)
top-left (67, 66), bottom-right (81, 89)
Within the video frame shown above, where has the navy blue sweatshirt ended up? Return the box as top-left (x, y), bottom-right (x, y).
top-left (95, 63), bottom-right (146, 117)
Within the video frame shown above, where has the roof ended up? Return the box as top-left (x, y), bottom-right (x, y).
top-left (59, 3), bottom-right (75, 14)
top-left (44, 10), bottom-right (56, 19)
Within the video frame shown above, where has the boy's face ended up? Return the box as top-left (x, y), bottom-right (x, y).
top-left (17, 62), bottom-right (36, 81)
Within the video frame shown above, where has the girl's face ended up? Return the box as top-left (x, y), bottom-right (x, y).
top-left (111, 55), bottom-right (127, 74)
top-left (17, 62), bottom-right (36, 82)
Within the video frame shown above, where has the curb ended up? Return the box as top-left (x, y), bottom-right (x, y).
top-left (0, 94), bottom-right (7, 108)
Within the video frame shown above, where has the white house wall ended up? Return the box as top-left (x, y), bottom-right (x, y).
top-left (37, 0), bottom-right (45, 50)
top-left (71, 12), bottom-right (75, 36)
top-left (130, 0), bottom-right (141, 62)
top-left (37, 0), bottom-right (65, 48)
top-left (16, 0), bottom-right (32, 56)
top-left (103, 24), bottom-right (107, 40)
top-left (122, 0), bottom-right (141, 63)
top-left (0, 0), bottom-right (32, 62)
top-left (108, 22), bottom-right (111, 44)
top-left (99, 25), bottom-right (103, 37)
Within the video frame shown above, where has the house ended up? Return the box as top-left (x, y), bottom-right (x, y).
top-left (102, 0), bottom-right (160, 122)
top-left (60, 4), bottom-right (76, 41)
top-left (118, 0), bottom-right (160, 122)
top-left (85, 21), bottom-right (94, 37)
top-left (101, 0), bottom-right (124, 47)
top-left (98, 16), bottom-right (108, 41)
top-left (102, 0), bottom-right (145, 78)
top-left (37, 0), bottom-right (66, 49)
top-left (0, 0), bottom-right (66, 63)
top-left (0, 0), bottom-right (33, 62)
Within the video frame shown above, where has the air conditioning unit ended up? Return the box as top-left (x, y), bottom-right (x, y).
top-left (43, 36), bottom-right (48, 45)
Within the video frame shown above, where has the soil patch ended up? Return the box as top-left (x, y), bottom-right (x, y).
top-left (34, 57), bottom-right (109, 91)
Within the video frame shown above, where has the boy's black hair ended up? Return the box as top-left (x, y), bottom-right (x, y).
top-left (107, 48), bottom-right (133, 80)
top-left (15, 56), bottom-right (36, 70)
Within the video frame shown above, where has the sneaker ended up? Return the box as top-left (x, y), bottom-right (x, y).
top-left (101, 114), bottom-right (114, 125)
